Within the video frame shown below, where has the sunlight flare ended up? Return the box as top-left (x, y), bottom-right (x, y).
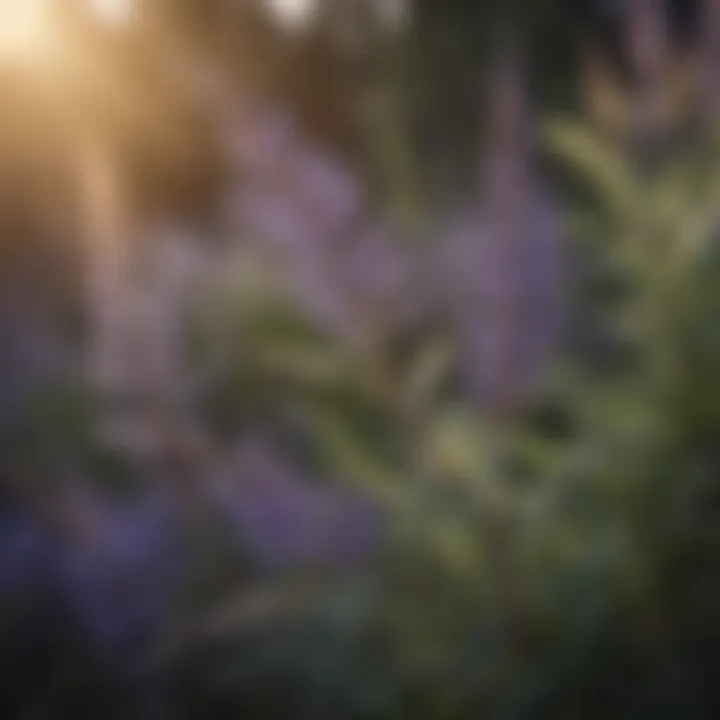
top-left (267, 0), bottom-right (316, 28)
top-left (0, 0), bottom-right (54, 61)
top-left (87, 0), bottom-right (133, 25)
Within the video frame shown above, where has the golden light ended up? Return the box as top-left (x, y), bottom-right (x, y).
top-left (87, 0), bottom-right (132, 26)
top-left (0, 0), bottom-right (56, 62)
top-left (267, 0), bottom-right (316, 29)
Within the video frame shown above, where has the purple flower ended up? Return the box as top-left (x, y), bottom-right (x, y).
top-left (290, 149), bottom-right (364, 236)
top-left (210, 436), bottom-right (379, 571)
top-left (52, 486), bottom-right (181, 668)
top-left (0, 508), bottom-right (53, 596)
top-left (445, 188), bottom-right (565, 411)
top-left (221, 97), bottom-right (421, 344)
top-left (224, 104), bottom-right (298, 178)
top-left (438, 44), bottom-right (566, 413)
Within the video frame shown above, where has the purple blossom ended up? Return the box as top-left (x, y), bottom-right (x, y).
top-left (209, 436), bottom-right (379, 571)
top-left (438, 42), bottom-right (566, 414)
top-left (219, 97), bottom-right (418, 344)
top-left (449, 191), bottom-right (565, 411)
top-left (224, 104), bottom-right (298, 178)
top-left (290, 148), bottom-right (364, 235)
top-left (228, 185), bottom-right (316, 255)
top-left (52, 486), bottom-right (181, 669)
top-left (0, 507), bottom-right (54, 596)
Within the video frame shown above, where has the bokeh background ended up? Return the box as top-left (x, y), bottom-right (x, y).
top-left (1, 0), bottom-right (719, 717)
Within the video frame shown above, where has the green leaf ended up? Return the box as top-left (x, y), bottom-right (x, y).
top-left (542, 117), bottom-right (638, 219)
top-left (404, 338), bottom-right (452, 410)
top-left (303, 401), bottom-right (409, 510)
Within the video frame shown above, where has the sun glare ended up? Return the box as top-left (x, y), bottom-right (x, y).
top-left (87, 0), bottom-right (132, 25)
top-left (0, 0), bottom-right (134, 63)
top-left (0, 0), bottom-right (54, 61)
top-left (267, 0), bottom-right (316, 29)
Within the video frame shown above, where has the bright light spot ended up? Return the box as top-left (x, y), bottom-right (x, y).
top-left (87, 0), bottom-right (132, 25)
top-left (266, 0), bottom-right (316, 29)
top-left (0, 0), bottom-right (53, 61)
top-left (378, 0), bottom-right (407, 31)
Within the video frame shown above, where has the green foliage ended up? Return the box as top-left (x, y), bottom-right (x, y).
top-left (169, 115), bottom-right (720, 706)
top-left (5, 4), bottom-right (720, 715)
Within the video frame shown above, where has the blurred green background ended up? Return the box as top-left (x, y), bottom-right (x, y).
top-left (1, 1), bottom-right (719, 718)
